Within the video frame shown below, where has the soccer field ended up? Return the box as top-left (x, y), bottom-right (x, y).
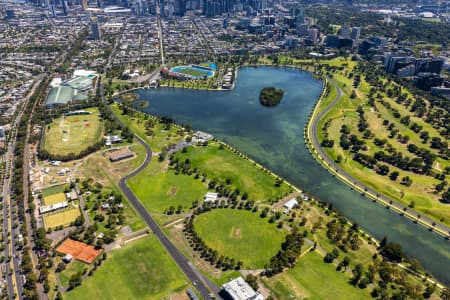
top-left (43, 208), bottom-right (80, 229)
top-left (41, 185), bottom-right (65, 197)
top-left (127, 160), bottom-right (207, 213)
top-left (44, 108), bottom-right (103, 156)
top-left (171, 66), bottom-right (214, 78)
top-left (193, 208), bottom-right (286, 268)
top-left (43, 193), bottom-right (66, 205)
top-left (177, 68), bottom-right (207, 77)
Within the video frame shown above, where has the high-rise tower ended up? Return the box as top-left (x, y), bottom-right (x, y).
top-left (61, 0), bottom-right (68, 15)
top-left (91, 20), bottom-right (102, 40)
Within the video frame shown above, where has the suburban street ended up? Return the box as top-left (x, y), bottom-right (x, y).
top-left (308, 77), bottom-right (450, 238)
top-left (2, 136), bottom-right (19, 300)
top-left (157, 17), bottom-right (165, 65)
top-left (1, 74), bottom-right (45, 300)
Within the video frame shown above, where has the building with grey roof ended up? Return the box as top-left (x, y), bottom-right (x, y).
top-left (39, 201), bottom-right (69, 214)
top-left (45, 74), bottom-right (94, 107)
top-left (63, 76), bottom-right (94, 91)
top-left (45, 85), bottom-right (74, 107)
top-left (221, 277), bottom-right (264, 300)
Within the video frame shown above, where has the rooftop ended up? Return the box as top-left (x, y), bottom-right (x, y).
top-left (45, 85), bottom-right (74, 106)
top-left (39, 201), bottom-right (68, 214)
top-left (63, 75), bottom-right (93, 91)
top-left (73, 69), bottom-right (97, 77)
top-left (222, 277), bottom-right (264, 300)
top-left (284, 198), bottom-right (298, 210)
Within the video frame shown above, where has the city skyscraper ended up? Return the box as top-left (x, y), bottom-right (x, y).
top-left (160, 0), bottom-right (165, 17)
top-left (295, 6), bottom-right (306, 36)
top-left (49, 0), bottom-right (57, 17)
top-left (341, 24), bottom-right (350, 38)
top-left (295, 7), bottom-right (304, 24)
top-left (308, 28), bottom-right (318, 45)
top-left (61, 0), bottom-right (68, 15)
top-left (5, 9), bottom-right (15, 18)
top-left (91, 20), bottom-right (102, 40)
top-left (351, 27), bottom-right (361, 41)
top-left (174, 0), bottom-right (186, 16)
top-left (201, 0), bottom-right (235, 16)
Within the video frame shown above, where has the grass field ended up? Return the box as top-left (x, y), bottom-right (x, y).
top-left (44, 107), bottom-right (103, 156)
top-left (64, 235), bottom-right (190, 300)
top-left (193, 208), bottom-right (286, 269)
top-left (155, 214), bottom-right (243, 286)
top-left (78, 143), bottom-right (147, 231)
top-left (314, 59), bottom-right (450, 226)
top-left (176, 68), bottom-right (208, 77)
top-left (127, 160), bottom-right (207, 213)
top-left (58, 260), bottom-right (86, 287)
top-left (111, 104), bottom-right (185, 152)
top-left (262, 251), bottom-right (371, 300)
top-left (41, 185), bottom-right (66, 197)
top-left (43, 208), bottom-right (80, 229)
top-left (174, 143), bottom-right (292, 202)
top-left (43, 193), bottom-right (67, 205)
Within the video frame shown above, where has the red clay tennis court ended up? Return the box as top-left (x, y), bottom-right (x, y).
top-left (56, 239), bottom-right (102, 264)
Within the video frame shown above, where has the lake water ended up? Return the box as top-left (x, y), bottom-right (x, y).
top-left (134, 67), bottom-right (450, 284)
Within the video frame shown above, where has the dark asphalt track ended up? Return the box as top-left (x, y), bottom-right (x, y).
top-left (117, 132), bottom-right (220, 299)
top-left (309, 77), bottom-right (450, 237)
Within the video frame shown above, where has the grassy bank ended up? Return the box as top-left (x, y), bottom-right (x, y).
top-left (262, 251), bottom-right (372, 300)
top-left (193, 208), bottom-right (286, 269)
top-left (65, 236), bottom-right (190, 300)
top-left (174, 142), bottom-right (292, 202)
top-left (311, 58), bottom-right (450, 227)
top-left (127, 159), bottom-right (207, 213)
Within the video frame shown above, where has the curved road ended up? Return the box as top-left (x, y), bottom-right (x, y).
top-left (117, 133), bottom-right (220, 299)
top-left (308, 77), bottom-right (450, 238)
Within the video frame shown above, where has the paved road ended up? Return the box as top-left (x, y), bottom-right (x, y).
top-left (1, 74), bottom-right (44, 300)
top-left (308, 77), bottom-right (450, 238)
top-left (157, 17), bottom-right (165, 65)
top-left (105, 21), bottom-right (126, 70)
top-left (76, 185), bottom-right (91, 229)
top-left (2, 141), bottom-right (16, 299)
top-left (117, 133), bottom-right (220, 299)
top-left (3, 122), bottom-right (24, 300)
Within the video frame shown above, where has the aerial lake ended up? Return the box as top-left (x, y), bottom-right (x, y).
top-left (133, 66), bottom-right (450, 284)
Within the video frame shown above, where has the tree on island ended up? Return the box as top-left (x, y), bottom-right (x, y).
top-left (259, 87), bottom-right (284, 107)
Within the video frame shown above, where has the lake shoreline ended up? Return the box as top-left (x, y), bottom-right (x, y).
top-left (117, 66), bottom-right (450, 285)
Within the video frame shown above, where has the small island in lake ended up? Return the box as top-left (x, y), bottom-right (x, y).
top-left (119, 92), bottom-right (138, 104)
top-left (259, 87), bottom-right (284, 107)
top-left (138, 101), bottom-right (149, 108)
